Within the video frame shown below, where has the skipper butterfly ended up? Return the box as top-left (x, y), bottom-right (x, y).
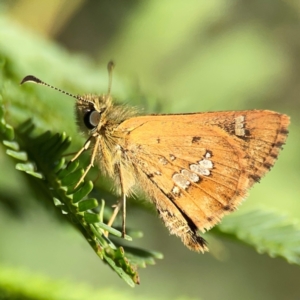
top-left (21, 62), bottom-right (289, 252)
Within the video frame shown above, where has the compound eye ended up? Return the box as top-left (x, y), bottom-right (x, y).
top-left (83, 110), bottom-right (101, 129)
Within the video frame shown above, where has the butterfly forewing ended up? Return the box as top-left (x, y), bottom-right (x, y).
top-left (117, 110), bottom-right (289, 251)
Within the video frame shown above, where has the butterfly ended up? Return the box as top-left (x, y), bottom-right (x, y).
top-left (21, 61), bottom-right (290, 252)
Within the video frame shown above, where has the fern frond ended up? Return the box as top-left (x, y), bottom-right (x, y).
top-left (215, 209), bottom-right (300, 265)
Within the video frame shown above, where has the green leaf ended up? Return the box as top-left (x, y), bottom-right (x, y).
top-left (0, 122), bottom-right (14, 140)
top-left (72, 181), bottom-right (94, 203)
top-left (3, 140), bottom-right (19, 150)
top-left (84, 212), bottom-right (101, 223)
top-left (216, 209), bottom-right (300, 265)
top-left (6, 149), bottom-right (28, 161)
top-left (78, 198), bottom-right (99, 212)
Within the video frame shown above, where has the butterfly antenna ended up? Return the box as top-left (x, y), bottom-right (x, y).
top-left (107, 60), bottom-right (115, 96)
top-left (20, 75), bottom-right (86, 101)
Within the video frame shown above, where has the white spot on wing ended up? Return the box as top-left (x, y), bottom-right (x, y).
top-left (169, 154), bottom-right (176, 161)
top-left (199, 158), bottom-right (213, 169)
top-left (172, 168), bottom-right (200, 190)
top-left (172, 186), bottom-right (180, 195)
top-left (181, 169), bottom-right (200, 183)
top-left (159, 157), bottom-right (168, 165)
top-left (234, 115), bottom-right (245, 136)
top-left (205, 152), bottom-right (211, 158)
top-left (189, 151), bottom-right (214, 176)
top-left (171, 151), bottom-right (213, 193)
top-left (172, 173), bottom-right (190, 189)
top-left (190, 164), bottom-right (210, 176)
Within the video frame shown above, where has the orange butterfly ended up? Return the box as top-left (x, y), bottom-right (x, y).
top-left (21, 62), bottom-right (289, 252)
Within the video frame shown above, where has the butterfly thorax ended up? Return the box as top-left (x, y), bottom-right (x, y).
top-left (75, 94), bottom-right (139, 192)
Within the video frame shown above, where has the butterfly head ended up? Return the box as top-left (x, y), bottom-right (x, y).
top-left (75, 93), bottom-right (113, 135)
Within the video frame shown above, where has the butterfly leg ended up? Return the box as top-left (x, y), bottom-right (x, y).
top-left (73, 136), bottom-right (100, 189)
top-left (69, 136), bottom-right (93, 163)
top-left (107, 200), bottom-right (122, 228)
top-left (119, 167), bottom-right (127, 238)
top-left (107, 192), bottom-right (127, 238)
top-left (105, 168), bottom-right (127, 238)
top-left (121, 193), bottom-right (126, 238)
top-left (105, 199), bottom-right (123, 237)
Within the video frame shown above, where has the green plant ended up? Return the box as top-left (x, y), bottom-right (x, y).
top-left (0, 13), bottom-right (299, 299)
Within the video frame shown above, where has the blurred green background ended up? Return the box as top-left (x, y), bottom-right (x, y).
top-left (1, 1), bottom-right (300, 299)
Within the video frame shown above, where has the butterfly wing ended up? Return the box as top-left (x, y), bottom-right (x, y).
top-left (117, 110), bottom-right (289, 251)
